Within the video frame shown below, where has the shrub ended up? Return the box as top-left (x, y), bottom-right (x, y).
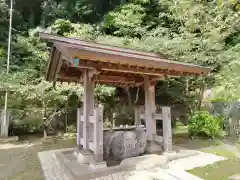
top-left (175, 121), bottom-right (185, 127)
top-left (67, 125), bottom-right (76, 133)
top-left (188, 111), bottom-right (223, 139)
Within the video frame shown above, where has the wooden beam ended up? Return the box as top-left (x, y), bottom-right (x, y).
top-left (46, 47), bottom-right (55, 81)
top-left (53, 56), bottom-right (63, 86)
top-left (58, 72), bottom-right (141, 84)
top-left (57, 76), bottom-right (81, 83)
top-left (48, 47), bottom-right (60, 81)
top-left (51, 49), bottom-right (61, 77)
top-left (73, 60), bottom-right (195, 77)
top-left (136, 76), bottom-right (164, 86)
top-left (54, 43), bottom-right (72, 60)
top-left (94, 75), bottom-right (141, 83)
top-left (150, 76), bottom-right (164, 82)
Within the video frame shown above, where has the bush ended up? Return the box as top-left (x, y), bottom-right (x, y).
top-left (67, 125), bottom-right (76, 133)
top-left (175, 121), bottom-right (185, 127)
top-left (188, 111), bottom-right (223, 139)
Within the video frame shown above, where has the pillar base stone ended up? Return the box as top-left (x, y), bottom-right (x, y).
top-left (76, 149), bottom-right (94, 164)
top-left (89, 161), bottom-right (107, 170)
top-left (146, 140), bottom-right (163, 153)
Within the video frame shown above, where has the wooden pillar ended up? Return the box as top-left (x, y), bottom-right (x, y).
top-left (144, 76), bottom-right (156, 140)
top-left (162, 107), bottom-right (172, 151)
top-left (82, 70), bottom-right (94, 149)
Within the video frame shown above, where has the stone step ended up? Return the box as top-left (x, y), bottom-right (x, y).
top-left (164, 168), bottom-right (203, 180)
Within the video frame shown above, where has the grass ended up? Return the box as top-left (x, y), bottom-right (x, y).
top-left (0, 136), bottom-right (76, 180)
top-left (173, 125), bottom-right (240, 179)
top-left (173, 125), bottom-right (189, 135)
top-left (189, 159), bottom-right (240, 180)
top-left (188, 146), bottom-right (240, 180)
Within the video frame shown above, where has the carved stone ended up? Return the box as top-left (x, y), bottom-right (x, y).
top-left (103, 128), bottom-right (147, 160)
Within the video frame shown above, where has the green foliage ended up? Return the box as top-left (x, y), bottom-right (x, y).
top-left (114, 104), bottom-right (134, 126)
top-left (0, 0), bottom-right (8, 45)
top-left (50, 19), bottom-right (74, 36)
top-left (103, 3), bottom-right (147, 37)
top-left (0, 0), bottom-right (240, 135)
top-left (66, 23), bottom-right (101, 40)
top-left (175, 121), bottom-right (185, 127)
top-left (40, 0), bottom-right (120, 26)
top-left (189, 111), bottom-right (223, 139)
top-left (95, 85), bottom-right (116, 103)
top-left (11, 34), bottom-right (48, 72)
top-left (67, 125), bottom-right (76, 133)
top-left (213, 44), bottom-right (240, 100)
top-left (10, 112), bottom-right (43, 135)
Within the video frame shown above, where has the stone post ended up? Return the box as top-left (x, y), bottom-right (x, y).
top-left (76, 108), bottom-right (81, 148)
top-left (89, 105), bottom-right (107, 170)
top-left (93, 106), bottom-right (104, 162)
top-left (0, 109), bottom-right (9, 137)
top-left (76, 70), bottom-right (94, 164)
top-left (162, 107), bottom-right (172, 151)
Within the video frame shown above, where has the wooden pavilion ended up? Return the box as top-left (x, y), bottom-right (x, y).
top-left (40, 33), bottom-right (209, 168)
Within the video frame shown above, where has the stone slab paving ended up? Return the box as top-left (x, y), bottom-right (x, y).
top-left (38, 149), bottom-right (225, 180)
top-left (38, 150), bottom-right (76, 180)
top-left (91, 169), bottom-right (177, 180)
top-left (168, 151), bottom-right (225, 170)
top-left (163, 168), bottom-right (202, 180)
top-left (229, 174), bottom-right (240, 180)
top-left (90, 167), bottom-right (202, 180)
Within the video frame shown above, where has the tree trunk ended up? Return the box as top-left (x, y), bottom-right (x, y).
top-left (125, 87), bottom-right (132, 105)
top-left (197, 80), bottom-right (205, 110)
top-left (43, 126), bottom-right (48, 139)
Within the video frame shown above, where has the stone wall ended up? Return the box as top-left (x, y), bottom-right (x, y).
top-left (103, 128), bottom-right (147, 161)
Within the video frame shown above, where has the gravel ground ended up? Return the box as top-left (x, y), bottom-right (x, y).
top-left (0, 136), bottom-right (75, 180)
